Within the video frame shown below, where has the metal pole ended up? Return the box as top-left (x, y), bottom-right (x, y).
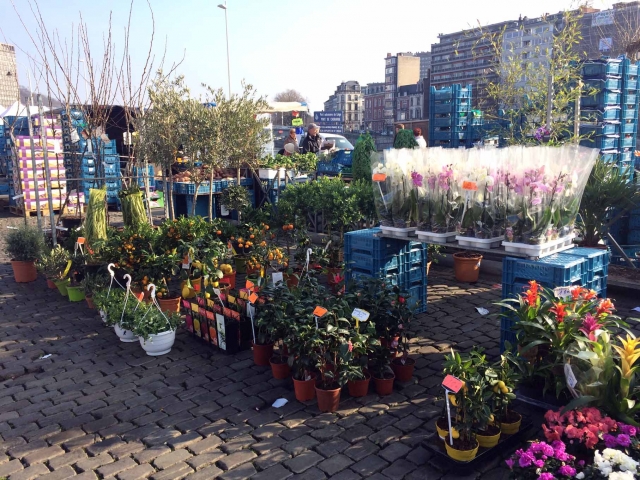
top-left (574, 80), bottom-right (581, 143)
top-left (223, 4), bottom-right (231, 97)
top-left (546, 73), bottom-right (553, 130)
top-left (37, 94), bottom-right (57, 247)
top-left (25, 104), bottom-right (42, 231)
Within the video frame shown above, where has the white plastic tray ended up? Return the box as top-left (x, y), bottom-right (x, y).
top-left (456, 236), bottom-right (504, 249)
top-left (502, 235), bottom-right (575, 258)
top-left (380, 226), bottom-right (417, 238)
top-left (259, 168), bottom-right (278, 180)
top-left (416, 230), bottom-right (457, 244)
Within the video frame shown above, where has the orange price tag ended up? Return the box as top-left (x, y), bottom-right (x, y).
top-left (248, 293), bottom-right (259, 304)
top-left (313, 306), bottom-right (328, 317)
top-left (442, 375), bottom-right (463, 393)
top-left (462, 181), bottom-right (478, 191)
top-left (246, 280), bottom-right (254, 290)
top-left (76, 237), bottom-right (85, 245)
top-left (372, 173), bottom-right (387, 182)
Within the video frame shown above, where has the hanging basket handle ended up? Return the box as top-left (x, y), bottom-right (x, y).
top-left (120, 274), bottom-right (133, 324)
top-left (147, 283), bottom-right (172, 331)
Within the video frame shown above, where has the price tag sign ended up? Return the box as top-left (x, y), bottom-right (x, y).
top-left (442, 375), bottom-right (463, 394)
top-left (352, 308), bottom-right (369, 329)
top-left (76, 237), bottom-right (85, 245)
top-left (372, 173), bottom-right (387, 182)
top-left (554, 287), bottom-right (572, 299)
top-left (564, 363), bottom-right (578, 389)
top-left (462, 181), bottom-right (478, 191)
top-left (313, 306), bottom-right (328, 317)
top-left (272, 272), bottom-right (284, 285)
top-left (248, 293), bottom-right (259, 304)
top-left (246, 280), bottom-right (255, 290)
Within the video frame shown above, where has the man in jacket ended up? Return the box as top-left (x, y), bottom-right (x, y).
top-left (301, 123), bottom-right (322, 154)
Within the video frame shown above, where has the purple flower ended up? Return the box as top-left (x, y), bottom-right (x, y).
top-left (535, 126), bottom-right (551, 141)
top-left (577, 460), bottom-right (585, 467)
top-left (551, 441), bottom-right (566, 453)
top-left (534, 459), bottom-right (545, 468)
top-left (411, 171), bottom-right (423, 187)
top-left (428, 176), bottom-right (436, 189)
top-left (505, 458), bottom-right (514, 469)
top-left (604, 434), bottom-right (618, 448)
top-left (557, 465), bottom-right (576, 477)
top-left (619, 424), bottom-right (637, 437)
top-left (518, 452), bottom-right (535, 468)
top-left (538, 474), bottom-right (555, 480)
top-left (555, 452), bottom-right (571, 462)
top-left (616, 433), bottom-right (631, 447)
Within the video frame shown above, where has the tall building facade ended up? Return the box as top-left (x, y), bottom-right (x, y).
top-left (0, 43), bottom-right (19, 109)
top-left (396, 82), bottom-right (425, 122)
top-left (416, 51), bottom-right (432, 80)
top-left (579, 2), bottom-right (640, 59)
top-left (322, 80), bottom-right (364, 133)
top-left (384, 53), bottom-right (420, 133)
top-left (363, 82), bottom-right (385, 133)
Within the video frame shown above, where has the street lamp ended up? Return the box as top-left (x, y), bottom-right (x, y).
top-left (218, 2), bottom-right (231, 97)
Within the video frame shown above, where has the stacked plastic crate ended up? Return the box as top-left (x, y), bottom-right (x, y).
top-left (620, 57), bottom-right (639, 178)
top-left (428, 84), bottom-right (473, 148)
top-left (7, 113), bottom-right (67, 213)
top-left (344, 228), bottom-right (427, 314)
top-left (61, 109), bottom-right (121, 205)
top-left (580, 58), bottom-right (623, 163)
top-left (500, 248), bottom-right (609, 351)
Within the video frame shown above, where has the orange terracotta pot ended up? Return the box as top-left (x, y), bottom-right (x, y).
top-left (11, 260), bottom-right (37, 283)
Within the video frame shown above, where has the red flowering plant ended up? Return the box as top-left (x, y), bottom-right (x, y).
top-left (542, 407), bottom-right (619, 452)
top-left (497, 283), bottom-right (624, 398)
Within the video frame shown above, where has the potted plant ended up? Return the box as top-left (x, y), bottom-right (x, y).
top-left (370, 345), bottom-right (395, 396)
top-left (220, 184), bottom-right (251, 223)
top-left (492, 352), bottom-right (522, 435)
top-left (81, 273), bottom-right (106, 309)
top-left (390, 292), bottom-right (416, 382)
top-left (427, 243), bottom-right (443, 275)
top-left (5, 224), bottom-right (45, 283)
top-left (103, 289), bottom-right (145, 342)
top-left (254, 283), bottom-right (292, 370)
top-left (133, 300), bottom-right (183, 356)
top-left (343, 321), bottom-right (378, 398)
top-left (286, 316), bottom-right (320, 402)
top-left (36, 245), bottom-right (70, 289)
top-left (452, 251), bottom-right (482, 283)
top-left (66, 256), bottom-right (87, 302)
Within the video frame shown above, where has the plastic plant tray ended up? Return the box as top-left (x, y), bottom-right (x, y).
top-left (455, 235), bottom-right (504, 249)
top-left (502, 235), bottom-right (575, 258)
top-left (379, 225), bottom-right (417, 238)
top-left (416, 230), bottom-right (457, 244)
top-left (424, 415), bottom-right (533, 466)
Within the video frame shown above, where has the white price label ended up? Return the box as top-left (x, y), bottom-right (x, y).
top-left (554, 287), bottom-right (572, 299)
top-left (272, 272), bottom-right (284, 285)
top-left (352, 308), bottom-right (370, 322)
top-left (564, 363), bottom-right (578, 389)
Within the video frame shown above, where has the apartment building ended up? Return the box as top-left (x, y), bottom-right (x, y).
top-left (383, 53), bottom-right (420, 133)
top-left (323, 80), bottom-right (364, 133)
top-left (363, 82), bottom-right (385, 133)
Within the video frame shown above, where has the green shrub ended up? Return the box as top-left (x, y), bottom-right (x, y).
top-left (5, 225), bottom-right (45, 261)
top-left (352, 133), bottom-right (376, 183)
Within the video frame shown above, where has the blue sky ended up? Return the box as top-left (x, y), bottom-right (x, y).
top-left (1, 0), bottom-right (617, 112)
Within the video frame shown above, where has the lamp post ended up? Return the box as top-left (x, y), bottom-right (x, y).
top-left (217, 2), bottom-right (231, 97)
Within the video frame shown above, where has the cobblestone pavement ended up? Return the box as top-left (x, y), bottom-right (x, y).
top-left (2, 211), bottom-right (640, 479)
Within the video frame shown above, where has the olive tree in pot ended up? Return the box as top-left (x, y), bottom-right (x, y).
top-left (5, 225), bottom-right (45, 283)
top-left (36, 245), bottom-right (70, 289)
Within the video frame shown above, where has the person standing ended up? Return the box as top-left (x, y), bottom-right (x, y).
top-left (413, 127), bottom-right (427, 148)
top-left (283, 128), bottom-right (299, 152)
top-left (393, 123), bottom-right (405, 145)
top-left (301, 123), bottom-right (322, 154)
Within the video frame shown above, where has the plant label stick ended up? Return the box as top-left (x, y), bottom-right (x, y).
top-left (442, 375), bottom-right (463, 446)
top-left (444, 387), bottom-right (454, 446)
top-left (352, 308), bottom-right (370, 330)
top-left (313, 306), bottom-right (327, 330)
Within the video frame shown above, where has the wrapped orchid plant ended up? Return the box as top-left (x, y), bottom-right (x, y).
top-left (371, 144), bottom-right (597, 245)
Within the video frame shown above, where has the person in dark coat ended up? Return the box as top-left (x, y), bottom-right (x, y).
top-left (301, 123), bottom-right (322, 154)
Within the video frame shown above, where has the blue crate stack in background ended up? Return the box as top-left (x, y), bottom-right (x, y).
top-left (344, 228), bottom-right (427, 314)
top-left (428, 84), bottom-right (481, 148)
top-left (500, 248), bottom-right (609, 352)
top-left (61, 108), bottom-right (121, 206)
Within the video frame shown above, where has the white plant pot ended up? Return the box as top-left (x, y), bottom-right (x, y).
top-left (138, 330), bottom-right (176, 356)
top-left (99, 310), bottom-right (107, 324)
top-left (114, 324), bottom-right (137, 343)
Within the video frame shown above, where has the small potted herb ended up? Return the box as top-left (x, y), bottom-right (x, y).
top-left (5, 224), bottom-right (45, 283)
top-left (36, 245), bottom-right (70, 290)
top-left (81, 273), bottom-right (107, 309)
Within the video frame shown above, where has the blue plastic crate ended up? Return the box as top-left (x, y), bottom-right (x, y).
top-left (81, 166), bottom-right (96, 176)
top-left (630, 214), bottom-right (640, 229)
top-left (580, 123), bottom-right (620, 136)
top-left (563, 247), bottom-right (609, 272)
top-left (431, 131), bottom-right (453, 140)
top-left (317, 162), bottom-right (343, 174)
top-left (600, 151), bottom-right (619, 163)
top-left (623, 92), bottom-right (638, 106)
top-left (627, 230), bottom-right (640, 243)
top-left (588, 274), bottom-right (607, 294)
top-left (622, 107), bottom-right (638, 120)
top-left (624, 78), bottom-right (638, 90)
top-left (104, 163), bottom-right (119, 175)
top-left (499, 316), bottom-right (518, 353)
top-left (621, 122), bottom-right (637, 134)
top-left (404, 283), bottom-right (427, 314)
top-left (580, 135), bottom-right (619, 150)
top-left (621, 135), bottom-right (636, 149)
top-left (582, 60), bottom-right (622, 77)
top-left (581, 91), bottom-right (621, 108)
top-left (625, 63), bottom-right (639, 76)
top-left (584, 77), bottom-right (622, 91)
top-left (503, 255), bottom-right (584, 287)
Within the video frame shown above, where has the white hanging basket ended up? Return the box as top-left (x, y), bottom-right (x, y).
top-left (138, 330), bottom-right (176, 356)
top-left (114, 324), bottom-right (137, 343)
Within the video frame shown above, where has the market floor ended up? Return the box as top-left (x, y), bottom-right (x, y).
top-left (2, 245), bottom-right (640, 480)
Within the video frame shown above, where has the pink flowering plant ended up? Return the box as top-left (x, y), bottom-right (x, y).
top-left (505, 440), bottom-right (580, 480)
top-left (543, 407), bottom-right (619, 450)
top-left (420, 164), bottom-right (463, 233)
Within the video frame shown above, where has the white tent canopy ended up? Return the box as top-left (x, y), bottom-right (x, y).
top-left (0, 101), bottom-right (50, 118)
top-left (261, 101), bottom-right (309, 113)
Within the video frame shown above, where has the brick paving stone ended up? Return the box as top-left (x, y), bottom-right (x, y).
top-left (9, 463), bottom-right (51, 480)
top-left (283, 434), bottom-right (319, 456)
top-left (317, 454), bottom-right (354, 476)
top-left (22, 445), bottom-right (65, 466)
top-left (344, 440), bottom-right (379, 462)
top-left (280, 425), bottom-right (312, 441)
top-left (315, 437), bottom-right (350, 457)
top-left (381, 458), bottom-right (416, 478)
top-left (368, 426), bottom-right (402, 447)
top-left (251, 464), bottom-right (293, 480)
top-left (186, 450), bottom-right (225, 470)
top-left (96, 457), bottom-right (139, 478)
top-left (405, 445), bottom-right (432, 466)
top-left (217, 450), bottom-right (257, 471)
top-left (48, 449), bottom-right (88, 469)
top-left (288, 467), bottom-right (326, 480)
top-left (39, 465), bottom-right (76, 480)
top-left (109, 441), bottom-right (147, 460)
top-left (220, 434), bottom-right (255, 453)
top-left (167, 431), bottom-right (203, 450)
top-left (75, 453), bottom-right (116, 472)
top-left (254, 448), bottom-right (292, 470)
top-left (379, 441), bottom-right (412, 462)
top-left (187, 435), bottom-right (223, 455)
top-left (217, 462), bottom-right (257, 480)
top-left (153, 448), bottom-right (193, 470)
top-left (116, 463), bottom-right (156, 480)
top-left (349, 454), bottom-right (389, 477)
top-left (329, 470), bottom-right (361, 480)
top-left (133, 446), bottom-right (171, 464)
top-left (149, 462), bottom-right (193, 480)
top-left (0, 458), bottom-right (24, 477)
top-left (252, 422), bottom-right (285, 440)
top-left (184, 464), bottom-right (223, 479)
top-left (284, 450), bottom-right (324, 474)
